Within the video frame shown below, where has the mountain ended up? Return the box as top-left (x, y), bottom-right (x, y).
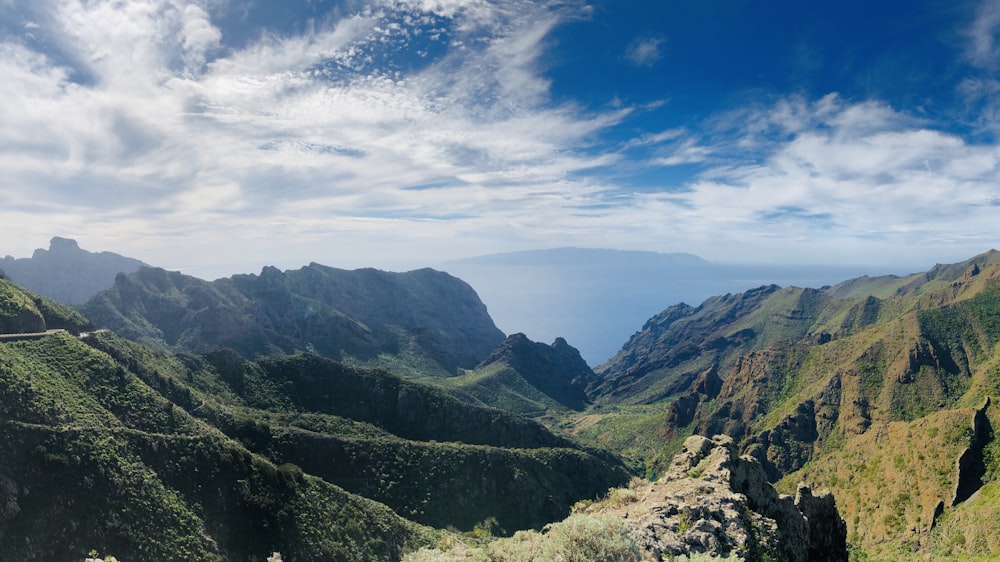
top-left (1, 237), bottom-right (146, 305)
top-left (441, 333), bottom-right (598, 415)
top-left (585, 250), bottom-right (1000, 558)
top-left (80, 263), bottom-right (506, 375)
top-left (443, 247), bottom-right (891, 365)
top-left (0, 282), bottom-right (429, 560)
top-left (0, 277), bottom-right (629, 559)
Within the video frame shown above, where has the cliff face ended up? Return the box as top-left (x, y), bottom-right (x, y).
top-left (419, 433), bottom-right (848, 562)
top-left (81, 263), bottom-right (505, 374)
top-left (449, 333), bottom-right (597, 413)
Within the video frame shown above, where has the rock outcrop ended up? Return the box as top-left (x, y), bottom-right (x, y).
top-left (589, 435), bottom-right (847, 561)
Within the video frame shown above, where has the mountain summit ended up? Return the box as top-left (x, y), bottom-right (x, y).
top-left (1, 237), bottom-right (146, 304)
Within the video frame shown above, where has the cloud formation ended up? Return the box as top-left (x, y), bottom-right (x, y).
top-left (0, 0), bottom-right (998, 277)
top-left (626, 37), bottom-right (663, 67)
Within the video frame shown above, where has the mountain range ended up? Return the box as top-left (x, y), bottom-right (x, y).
top-left (1, 237), bottom-right (145, 305)
top-left (443, 247), bottom-right (896, 364)
top-left (577, 249), bottom-right (1000, 558)
top-left (79, 263), bottom-right (505, 377)
top-left (0, 276), bottom-right (628, 560)
top-left (3, 238), bottom-right (1000, 560)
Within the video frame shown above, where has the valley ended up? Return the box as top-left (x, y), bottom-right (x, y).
top-left (2, 242), bottom-right (1000, 560)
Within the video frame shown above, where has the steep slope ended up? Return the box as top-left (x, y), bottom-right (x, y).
top-left (0, 277), bottom-right (94, 336)
top-left (591, 284), bottom-right (839, 404)
top-left (442, 333), bottom-right (597, 415)
top-left (83, 334), bottom-right (630, 534)
top-left (80, 263), bottom-right (505, 375)
top-left (1, 300), bottom-right (627, 558)
top-left (0, 331), bottom-right (430, 561)
top-left (1, 237), bottom-right (146, 304)
top-left (589, 251), bottom-right (1000, 558)
top-left (444, 247), bottom-right (872, 365)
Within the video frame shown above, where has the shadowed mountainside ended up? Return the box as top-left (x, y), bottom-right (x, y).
top-left (1, 238), bottom-right (146, 305)
top-left (441, 333), bottom-right (598, 416)
top-left (1, 278), bottom-right (629, 559)
top-left (80, 263), bottom-right (506, 375)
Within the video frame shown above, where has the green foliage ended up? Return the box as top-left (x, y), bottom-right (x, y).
top-left (484, 515), bottom-right (639, 562)
top-left (0, 329), bottom-right (435, 560)
top-left (0, 278), bottom-right (40, 319)
top-left (562, 404), bottom-right (674, 477)
top-left (78, 332), bottom-right (629, 535)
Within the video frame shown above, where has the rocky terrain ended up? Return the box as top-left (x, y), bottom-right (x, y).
top-left (590, 434), bottom-right (846, 561)
top-left (5, 241), bottom-right (1000, 560)
top-left (581, 250), bottom-right (1000, 558)
top-left (410, 434), bottom-right (847, 561)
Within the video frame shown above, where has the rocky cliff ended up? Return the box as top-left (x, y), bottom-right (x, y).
top-left (585, 250), bottom-right (1000, 558)
top-left (441, 333), bottom-right (597, 415)
top-left (592, 434), bottom-right (847, 561)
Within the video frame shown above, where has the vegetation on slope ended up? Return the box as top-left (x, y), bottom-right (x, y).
top-left (82, 333), bottom-right (630, 535)
top-left (0, 332), bottom-right (430, 560)
top-left (440, 333), bottom-right (597, 416)
top-left (587, 251), bottom-right (1000, 559)
top-left (0, 278), bottom-right (93, 336)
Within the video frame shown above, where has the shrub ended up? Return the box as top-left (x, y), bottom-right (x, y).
top-left (487, 515), bottom-right (639, 562)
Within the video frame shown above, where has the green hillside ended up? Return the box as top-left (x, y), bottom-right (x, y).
top-left (588, 251), bottom-right (1000, 558)
top-left (1, 277), bottom-right (629, 559)
top-left (0, 332), bottom-right (430, 561)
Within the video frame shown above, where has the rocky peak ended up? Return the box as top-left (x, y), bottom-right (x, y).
top-left (3, 237), bottom-right (146, 304)
top-left (48, 236), bottom-right (81, 252)
top-left (480, 333), bottom-right (596, 410)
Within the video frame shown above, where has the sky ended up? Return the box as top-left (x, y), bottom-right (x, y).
top-left (2, 0), bottom-right (1000, 279)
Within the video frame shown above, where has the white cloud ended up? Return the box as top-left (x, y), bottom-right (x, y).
top-left (0, 0), bottom-right (636, 270)
top-left (626, 37), bottom-right (663, 67)
top-left (634, 95), bottom-right (1000, 265)
top-left (967, 0), bottom-right (1000, 69)
top-left (180, 4), bottom-right (221, 71)
top-left (1, 0), bottom-right (998, 275)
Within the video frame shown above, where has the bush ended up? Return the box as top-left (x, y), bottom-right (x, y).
top-left (487, 515), bottom-right (639, 562)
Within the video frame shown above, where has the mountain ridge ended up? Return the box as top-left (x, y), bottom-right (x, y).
top-left (582, 249), bottom-right (1000, 557)
top-left (1, 237), bottom-right (146, 305)
top-left (80, 263), bottom-right (506, 375)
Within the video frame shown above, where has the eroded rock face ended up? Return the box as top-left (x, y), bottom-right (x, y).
top-left (591, 435), bottom-right (847, 561)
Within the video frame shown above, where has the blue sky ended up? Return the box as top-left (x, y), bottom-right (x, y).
top-left (1, 0), bottom-right (999, 278)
